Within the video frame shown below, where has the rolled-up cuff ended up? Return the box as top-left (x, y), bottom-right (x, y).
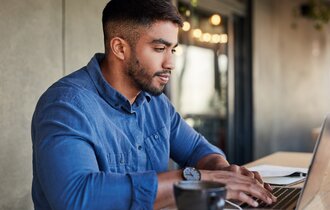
top-left (128, 170), bottom-right (158, 210)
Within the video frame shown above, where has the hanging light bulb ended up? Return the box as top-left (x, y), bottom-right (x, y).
top-left (211, 34), bottom-right (221, 43)
top-left (219, 34), bottom-right (228, 43)
top-left (182, 21), bottom-right (191, 32)
top-left (185, 10), bottom-right (191, 17)
top-left (202, 33), bottom-right (211, 42)
top-left (192, 29), bottom-right (202, 38)
top-left (210, 14), bottom-right (221, 26)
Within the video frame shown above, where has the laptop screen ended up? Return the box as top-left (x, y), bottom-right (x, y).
top-left (297, 115), bottom-right (330, 209)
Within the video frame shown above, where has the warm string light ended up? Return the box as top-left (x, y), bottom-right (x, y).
top-left (182, 21), bottom-right (191, 31)
top-left (201, 33), bottom-right (211, 42)
top-left (192, 29), bottom-right (202, 38)
top-left (211, 34), bottom-right (220, 43)
top-left (210, 14), bottom-right (221, 26)
top-left (219, 34), bottom-right (228, 44)
top-left (185, 10), bottom-right (191, 17)
top-left (189, 29), bottom-right (227, 44)
top-left (181, 13), bottom-right (227, 44)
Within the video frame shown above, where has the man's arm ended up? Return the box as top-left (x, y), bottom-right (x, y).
top-left (153, 154), bottom-right (276, 210)
top-left (196, 153), bottom-right (230, 169)
top-left (32, 97), bottom-right (158, 210)
top-left (157, 99), bottom-right (275, 209)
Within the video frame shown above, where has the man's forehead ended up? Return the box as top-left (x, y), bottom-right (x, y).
top-left (140, 22), bottom-right (179, 45)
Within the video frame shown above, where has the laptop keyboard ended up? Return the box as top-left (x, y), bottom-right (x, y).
top-left (240, 187), bottom-right (302, 209)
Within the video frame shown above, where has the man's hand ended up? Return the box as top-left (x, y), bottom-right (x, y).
top-left (200, 166), bottom-right (276, 207)
top-left (220, 164), bottom-right (273, 192)
top-left (197, 154), bottom-right (276, 207)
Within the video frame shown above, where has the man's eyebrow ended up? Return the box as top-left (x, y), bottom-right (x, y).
top-left (151, 39), bottom-right (178, 47)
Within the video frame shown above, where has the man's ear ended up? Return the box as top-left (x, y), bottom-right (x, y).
top-left (109, 37), bottom-right (129, 60)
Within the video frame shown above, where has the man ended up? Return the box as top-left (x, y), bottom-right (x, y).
top-left (31, 0), bottom-right (276, 209)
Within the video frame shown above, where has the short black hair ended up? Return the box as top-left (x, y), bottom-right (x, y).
top-left (102, 0), bottom-right (183, 53)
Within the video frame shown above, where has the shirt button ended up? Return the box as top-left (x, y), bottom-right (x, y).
top-left (137, 145), bottom-right (142, 150)
top-left (154, 134), bottom-right (159, 139)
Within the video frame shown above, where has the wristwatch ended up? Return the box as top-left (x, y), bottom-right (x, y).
top-left (182, 167), bottom-right (201, 181)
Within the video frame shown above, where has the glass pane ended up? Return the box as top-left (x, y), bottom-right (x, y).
top-left (174, 45), bottom-right (215, 114)
top-left (170, 2), bottom-right (229, 149)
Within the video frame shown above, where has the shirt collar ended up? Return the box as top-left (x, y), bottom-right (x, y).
top-left (86, 53), bottom-right (151, 113)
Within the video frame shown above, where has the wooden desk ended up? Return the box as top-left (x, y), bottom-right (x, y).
top-left (245, 151), bottom-right (330, 210)
top-left (170, 152), bottom-right (328, 210)
top-left (244, 151), bottom-right (312, 189)
top-left (245, 151), bottom-right (313, 168)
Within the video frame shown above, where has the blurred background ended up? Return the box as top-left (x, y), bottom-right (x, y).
top-left (0, 0), bottom-right (329, 209)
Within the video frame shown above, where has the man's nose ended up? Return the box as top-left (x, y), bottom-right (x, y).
top-left (162, 53), bottom-right (175, 71)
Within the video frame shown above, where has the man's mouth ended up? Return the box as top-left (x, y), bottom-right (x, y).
top-left (157, 73), bottom-right (170, 83)
top-left (155, 71), bottom-right (171, 84)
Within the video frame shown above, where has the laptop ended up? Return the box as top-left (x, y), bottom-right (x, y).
top-left (226, 114), bottom-right (330, 210)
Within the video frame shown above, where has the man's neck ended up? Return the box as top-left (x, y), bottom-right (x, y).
top-left (100, 57), bottom-right (140, 104)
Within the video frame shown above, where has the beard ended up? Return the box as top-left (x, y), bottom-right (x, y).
top-left (126, 55), bottom-right (170, 96)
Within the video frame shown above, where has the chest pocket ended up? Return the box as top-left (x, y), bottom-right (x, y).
top-left (144, 126), bottom-right (170, 172)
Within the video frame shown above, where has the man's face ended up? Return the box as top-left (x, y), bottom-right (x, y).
top-left (126, 21), bottom-right (179, 96)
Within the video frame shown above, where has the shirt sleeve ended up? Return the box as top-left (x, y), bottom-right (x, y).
top-left (32, 93), bottom-right (157, 210)
top-left (165, 98), bottom-right (226, 167)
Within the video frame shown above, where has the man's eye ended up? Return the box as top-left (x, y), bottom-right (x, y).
top-left (171, 49), bottom-right (176, 54)
top-left (155, 48), bottom-right (165, 52)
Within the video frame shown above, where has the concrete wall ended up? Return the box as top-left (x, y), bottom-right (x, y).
top-left (1, 0), bottom-right (330, 208)
top-left (0, 0), bottom-right (106, 209)
top-left (0, 0), bottom-right (62, 209)
top-left (253, 0), bottom-right (330, 159)
top-left (64, 0), bottom-right (107, 74)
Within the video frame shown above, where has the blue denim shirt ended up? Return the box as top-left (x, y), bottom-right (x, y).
top-left (31, 53), bottom-right (225, 210)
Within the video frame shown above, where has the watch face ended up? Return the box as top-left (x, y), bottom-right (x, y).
top-left (183, 167), bottom-right (201, 181)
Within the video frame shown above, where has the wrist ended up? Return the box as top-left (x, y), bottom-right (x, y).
top-left (199, 169), bottom-right (211, 181)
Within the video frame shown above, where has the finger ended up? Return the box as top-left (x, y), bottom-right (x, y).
top-left (205, 170), bottom-right (276, 203)
top-left (250, 172), bottom-right (274, 200)
top-left (240, 166), bottom-right (255, 178)
top-left (251, 172), bottom-right (275, 195)
top-left (264, 182), bottom-right (274, 193)
top-left (226, 181), bottom-right (274, 205)
top-left (229, 171), bottom-right (263, 188)
top-left (252, 171), bottom-right (264, 185)
top-left (205, 171), bottom-right (276, 204)
top-left (227, 190), bottom-right (259, 207)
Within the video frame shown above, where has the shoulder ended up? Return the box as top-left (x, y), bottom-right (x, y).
top-left (35, 68), bottom-right (97, 113)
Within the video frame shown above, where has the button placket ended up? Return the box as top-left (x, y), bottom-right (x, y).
top-left (128, 117), bottom-right (147, 171)
top-left (119, 154), bottom-right (125, 165)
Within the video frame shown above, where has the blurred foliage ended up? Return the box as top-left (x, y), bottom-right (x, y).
top-left (293, 0), bottom-right (330, 30)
